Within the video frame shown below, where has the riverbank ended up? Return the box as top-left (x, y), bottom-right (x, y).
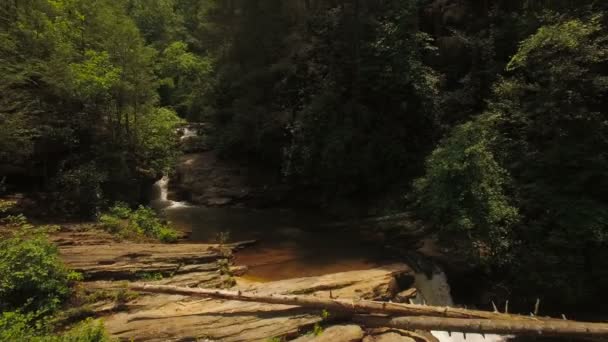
top-left (50, 224), bottom-right (438, 341)
top-left (3, 192), bottom-right (588, 342)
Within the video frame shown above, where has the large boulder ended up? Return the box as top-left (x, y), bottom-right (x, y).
top-left (172, 151), bottom-right (288, 207)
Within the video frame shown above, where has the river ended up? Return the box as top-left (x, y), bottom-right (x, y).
top-left (151, 177), bottom-right (508, 342)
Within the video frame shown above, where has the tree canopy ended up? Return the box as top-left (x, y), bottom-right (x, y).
top-left (1, 0), bottom-right (607, 310)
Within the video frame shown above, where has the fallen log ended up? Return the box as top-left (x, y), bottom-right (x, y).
top-left (129, 283), bottom-right (608, 338)
top-left (130, 283), bottom-right (546, 321)
top-left (353, 315), bottom-right (608, 338)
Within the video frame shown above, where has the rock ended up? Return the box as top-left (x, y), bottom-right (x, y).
top-left (363, 332), bottom-right (415, 342)
top-left (364, 328), bottom-right (438, 342)
top-left (178, 124), bottom-right (213, 153)
top-left (394, 288), bottom-right (418, 303)
top-left (321, 325), bottom-right (364, 342)
top-left (230, 265), bottom-right (249, 276)
top-left (173, 151), bottom-right (288, 207)
top-left (51, 229), bottom-right (120, 246)
top-left (103, 264), bottom-right (412, 342)
top-left (59, 241), bottom-right (232, 284)
top-left (207, 196), bottom-right (234, 206)
top-left (292, 325), bottom-right (364, 342)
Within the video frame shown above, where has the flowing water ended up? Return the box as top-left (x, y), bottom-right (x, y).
top-left (150, 178), bottom-right (385, 281)
top-left (151, 176), bottom-right (508, 341)
top-left (180, 127), bottom-right (199, 141)
top-left (414, 272), bottom-right (509, 342)
top-left (150, 175), bottom-right (190, 209)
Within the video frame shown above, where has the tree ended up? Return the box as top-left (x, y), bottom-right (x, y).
top-left (414, 14), bottom-right (608, 305)
top-left (413, 114), bottom-right (519, 266)
top-left (284, 1), bottom-right (439, 199)
top-left (0, 0), bottom-right (183, 216)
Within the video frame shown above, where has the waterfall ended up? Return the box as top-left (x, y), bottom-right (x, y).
top-left (413, 271), bottom-right (509, 342)
top-left (180, 127), bottom-right (198, 141)
top-left (151, 175), bottom-right (190, 209)
top-left (157, 175), bottom-right (170, 201)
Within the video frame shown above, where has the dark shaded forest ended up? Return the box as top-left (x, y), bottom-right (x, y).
top-left (1, 0), bottom-right (608, 334)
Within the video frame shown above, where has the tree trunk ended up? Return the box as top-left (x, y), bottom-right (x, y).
top-left (129, 284), bottom-right (608, 338)
top-left (353, 315), bottom-right (608, 338)
top-left (130, 284), bottom-right (549, 321)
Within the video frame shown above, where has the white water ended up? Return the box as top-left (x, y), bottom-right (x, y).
top-left (180, 127), bottom-right (198, 141)
top-left (150, 176), bottom-right (190, 209)
top-left (414, 271), bottom-right (510, 342)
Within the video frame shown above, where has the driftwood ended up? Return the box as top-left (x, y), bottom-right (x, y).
top-left (353, 315), bottom-right (608, 338)
top-left (129, 283), bottom-right (608, 338)
top-left (105, 265), bottom-right (410, 342)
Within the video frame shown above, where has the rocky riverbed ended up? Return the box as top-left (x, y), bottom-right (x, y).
top-left (53, 226), bottom-right (437, 342)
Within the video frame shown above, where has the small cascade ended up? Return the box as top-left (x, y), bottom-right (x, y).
top-left (180, 127), bottom-right (198, 141)
top-left (413, 271), bottom-right (509, 342)
top-left (151, 175), bottom-right (190, 210)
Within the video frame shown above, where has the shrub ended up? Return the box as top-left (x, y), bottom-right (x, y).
top-left (412, 114), bottom-right (519, 266)
top-left (130, 206), bottom-right (178, 242)
top-left (98, 214), bottom-right (127, 235)
top-left (0, 199), bottom-right (16, 215)
top-left (107, 202), bottom-right (131, 219)
top-left (0, 234), bottom-right (81, 314)
top-left (154, 226), bottom-right (179, 243)
top-left (0, 312), bottom-right (114, 342)
top-left (59, 318), bottom-right (114, 342)
top-left (99, 203), bottom-right (178, 243)
top-left (0, 311), bottom-right (38, 341)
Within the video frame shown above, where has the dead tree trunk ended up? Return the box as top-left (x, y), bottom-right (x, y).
top-left (132, 284), bottom-right (553, 321)
top-left (353, 315), bottom-right (608, 338)
top-left (129, 283), bottom-right (608, 338)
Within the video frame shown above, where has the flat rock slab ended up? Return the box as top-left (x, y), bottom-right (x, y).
top-left (291, 325), bottom-right (365, 342)
top-left (363, 332), bottom-right (416, 342)
top-left (51, 229), bottom-right (121, 246)
top-left (59, 241), bottom-right (231, 285)
top-left (363, 328), bottom-right (438, 342)
top-left (103, 264), bottom-right (412, 342)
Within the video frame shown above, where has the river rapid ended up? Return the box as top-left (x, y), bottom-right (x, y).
top-left (151, 176), bottom-right (508, 342)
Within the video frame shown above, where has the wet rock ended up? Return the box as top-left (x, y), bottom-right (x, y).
top-left (178, 123), bottom-right (213, 153)
top-left (206, 196), bottom-right (234, 206)
top-left (173, 151), bottom-right (288, 207)
top-left (229, 265), bottom-right (249, 276)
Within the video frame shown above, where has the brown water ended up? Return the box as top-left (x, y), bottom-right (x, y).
top-left (164, 205), bottom-right (386, 281)
top-left (151, 177), bottom-right (508, 341)
top-left (150, 178), bottom-right (386, 281)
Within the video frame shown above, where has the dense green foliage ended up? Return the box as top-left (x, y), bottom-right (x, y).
top-left (200, 1), bottom-right (440, 197)
top-left (2, 0), bottom-right (608, 311)
top-left (0, 204), bottom-right (113, 340)
top-left (0, 312), bottom-right (114, 342)
top-left (0, 0), bottom-right (183, 217)
top-left (414, 12), bottom-right (608, 304)
top-left (0, 218), bottom-right (80, 314)
top-left (99, 202), bottom-right (179, 242)
top-left (413, 114), bottom-right (520, 266)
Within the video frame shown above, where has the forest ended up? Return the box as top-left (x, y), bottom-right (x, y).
top-left (1, 0), bottom-right (608, 341)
